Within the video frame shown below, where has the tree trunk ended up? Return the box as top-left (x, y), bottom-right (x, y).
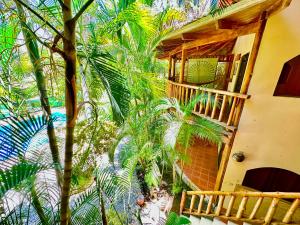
top-left (14, 1), bottom-right (62, 187)
top-left (31, 184), bottom-right (49, 225)
top-left (100, 192), bottom-right (108, 225)
top-left (60, 2), bottom-right (78, 224)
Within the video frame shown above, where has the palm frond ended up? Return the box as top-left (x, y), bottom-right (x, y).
top-left (0, 114), bottom-right (51, 169)
top-left (0, 162), bottom-right (43, 198)
top-left (82, 49), bottom-right (130, 123)
top-left (70, 188), bottom-right (102, 225)
top-left (191, 117), bottom-right (223, 144)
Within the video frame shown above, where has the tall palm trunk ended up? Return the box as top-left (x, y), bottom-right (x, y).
top-left (60, 2), bottom-right (78, 224)
top-left (15, 1), bottom-right (62, 187)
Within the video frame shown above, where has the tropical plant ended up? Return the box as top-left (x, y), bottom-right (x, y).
top-left (155, 96), bottom-right (223, 192)
top-left (0, 114), bottom-right (141, 225)
top-left (165, 212), bottom-right (191, 225)
top-left (0, 0), bottom-right (134, 223)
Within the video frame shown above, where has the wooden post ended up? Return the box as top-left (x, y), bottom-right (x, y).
top-left (190, 195), bottom-right (196, 213)
top-left (225, 195), bottom-right (236, 216)
top-left (172, 57), bottom-right (176, 80)
top-left (180, 191), bottom-right (187, 215)
top-left (249, 197), bottom-right (263, 219)
top-left (215, 195), bottom-right (225, 216)
top-left (179, 49), bottom-right (187, 84)
top-left (214, 140), bottom-right (233, 191)
top-left (264, 198), bottom-right (279, 224)
top-left (197, 195), bottom-right (205, 213)
top-left (168, 55), bottom-right (172, 80)
top-left (240, 12), bottom-right (267, 94)
top-left (283, 198), bottom-right (300, 223)
top-left (236, 196), bottom-right (248, 218)
top-left (206, 195), bottom-right (214, 214)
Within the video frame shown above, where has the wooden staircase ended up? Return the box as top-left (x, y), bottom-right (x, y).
top-left (180, 190), bottom-right (300, 225)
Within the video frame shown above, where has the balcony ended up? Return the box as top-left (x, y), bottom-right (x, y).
top-left (167, 80), bottom-right (250, 131)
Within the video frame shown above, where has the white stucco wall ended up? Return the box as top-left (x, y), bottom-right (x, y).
top-left (222, 0), bottom-right (300, 191)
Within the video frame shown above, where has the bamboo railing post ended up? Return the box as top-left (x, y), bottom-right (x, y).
top-left (180, 191), bottom-right (187, 215)
top-left (168, 55), bottom-right (172, 80)
top-left (215, 195), bottom-right (225, 216)
top-left (236, 196), bottom-right (248, 218)
top-left (226, 195), bottom-right (236, 217)
top-left (167, 81), bottom-right (249, 129)
top-left (218, 95), bottom-right (227, 122)
top-left (179, 86), bottom-right (182, 103)
top-left (181, 190), bottom-right (300, 224)
top-left (283, 198), bottom-right (300, 223)
top-left (211, 93), bottom-right (219, 119)
top-left (194, 89), bottom-right (199, 112)
top-left (205, 92), bottom-right (212, 116)
top-left (264, 198), bottom-right (280, 224)
top-left (190, 195), bottom-right (196, 213)
top-left (181, 87), bottom-right (185, 103)
top-left (190, 89), bottom-right (194, 104)
top-left (185, 87), bottom-right (189, 105)
top-left (206, 195), bottom-right (214, 214)
top-left (179, 49), bottom-right (187, 84)
top-left (199, 91), bottom-right (205, 113)
top-left (173, 84), bottom-right (176, 98)
top-left (227, 96), bottom-right (237, 126)
top-left (249, 197), bottom-right (263, 220)
top-left (197, 195), bottom-right (205, 214)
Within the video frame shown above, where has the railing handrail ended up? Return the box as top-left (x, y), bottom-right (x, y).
top-left (180, 190), bottom-right (300, 224)
top-left (167, 80), bottom-right (250, 99)
top-left (186, 190), bottom-right (300, 199)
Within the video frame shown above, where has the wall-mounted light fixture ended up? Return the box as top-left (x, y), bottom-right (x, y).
top-left (232, 152), bottom-right (245, 162)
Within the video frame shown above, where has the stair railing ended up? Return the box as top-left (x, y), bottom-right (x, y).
top-left (180, 190), bottom-right (300, 224)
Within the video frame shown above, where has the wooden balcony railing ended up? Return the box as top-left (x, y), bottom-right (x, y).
top-left (167, 80), bottom-right (250, 130)
top-left (180, 190), bottom-right (300, 224)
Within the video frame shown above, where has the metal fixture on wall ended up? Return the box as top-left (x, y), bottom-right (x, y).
top-left (232, 151), bottom-right (245, 162)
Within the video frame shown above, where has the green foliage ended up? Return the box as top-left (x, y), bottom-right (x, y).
top-left (0, 17), bottom-right (19, 68)
top-left (165, 212), bottom-right (191, 225)
top-left (0, 0), bottom-right (226, 224)
top-left (157, 97), bottom-right (223, 150)
top-left (0, 162), bottom-right (43, 198)
top-left (70, 188), bottom-right (102, 225)
top-left (0, 114), bottom-right (51, 168)
top-left (72, 110), bottom-right (118, 190)
top-left (83, 49), bottom-right (131, 123)
top-left (107, 209), bottom-right (127, 225)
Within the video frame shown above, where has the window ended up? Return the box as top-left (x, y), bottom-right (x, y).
top-left (274, 55), bottom-right (300, 97)
top-left (243, 167), bottom-right (300, 193)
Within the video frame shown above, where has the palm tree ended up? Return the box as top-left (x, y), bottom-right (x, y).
top-left (13, 0), bottom-right (62, 187)
top-left (0, 114), bottom-right (139, 225)
top-left (1, 0), bottom-right (133, 223)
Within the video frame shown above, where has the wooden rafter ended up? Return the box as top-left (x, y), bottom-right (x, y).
top-left (166, 21), bottom-right (261, 57)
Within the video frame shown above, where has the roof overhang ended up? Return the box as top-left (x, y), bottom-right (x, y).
top-left (156, 0), bottom-right (292, 59)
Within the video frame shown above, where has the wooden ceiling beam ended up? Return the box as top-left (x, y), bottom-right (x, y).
top-left (183, 21), bottom-right (260, 50)
top-left (217, 19), bottom-right (245, 29)
top-left (168, 20), bottom-right (261, 56)
top-left (182, 29), bottom-right (234, 41)
top-left (161, 38), bottom-right (183, 46)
